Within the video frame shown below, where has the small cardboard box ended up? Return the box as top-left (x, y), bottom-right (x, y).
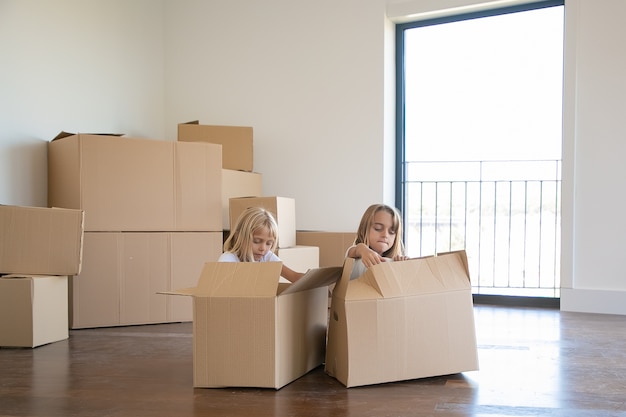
top-left (221, 169), bottom-right (263, 230)
top-left (296, 231), bottom-right (356, 267)
top-left (325, 251), bottom-right (479, 388)
top-left (165, 262), bottom-right (342, 389)
top-left (276, 246), bottom-right (319, 273)
top-left (0, 205), bottom-right (84, 275)
top-left (48, 132), bottom-right (222, 232)
top-left (229, 196), bottom-right (296, 248)
top-left (0, 275), bottom-right (69, 348)
top-left (178, 121), bottom-right (253, 172)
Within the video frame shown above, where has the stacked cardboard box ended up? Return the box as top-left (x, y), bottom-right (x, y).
top-left (296, 231), bottom-right (357, 267)
top-left (0, 205), bottom-right (84, 347)
top-left (178, 121), bottom-right (264, 230)
top-left (179, 121), bottom-right (320, 272)
top-left (48, 132), bottom-right (224, 329)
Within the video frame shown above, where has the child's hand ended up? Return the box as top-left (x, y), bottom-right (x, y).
top-left (392, 255), bottom-right (409, 261)
top-left (356, 244), bottom-right (386, 268)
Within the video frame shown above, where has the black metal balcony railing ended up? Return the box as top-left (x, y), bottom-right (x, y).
top-left (403, 160), bottom-right (561, 298)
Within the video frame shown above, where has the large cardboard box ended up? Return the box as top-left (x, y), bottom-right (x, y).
top-left (48, 132), bottom-right (222, 232)
top-left (0, 205), bottom-right (84, 275)
top-left (229, 196), bottom-right (296, 248)
top-left (0, 275), bottom-right (69, 347)
top-left (178, 121), bottom-right (253, 172)
top-left (221, 169), bottom-right (262, 230)
top-left (70, 231), bottom-right (222, 329)
top-left (166, 262), bottom-right (342, 389)
top-left (325, 251), bottom-right (479, 387)
top-left (296, 231), bottom-right (356, 267)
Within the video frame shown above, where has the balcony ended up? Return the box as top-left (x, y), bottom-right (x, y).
top-left (403, 160), bottom-right (561, 298)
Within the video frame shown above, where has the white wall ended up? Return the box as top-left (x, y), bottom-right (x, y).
top-left (0, 0), bottom-right (166, 206)
top-left (2, 0), bottom-right (626, 314)
top-left (559, 0), bottom-right (626, 314)
top-left (163, 0), bottom-right (392, 232)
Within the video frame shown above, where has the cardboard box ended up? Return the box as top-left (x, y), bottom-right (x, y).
top-left (48, 132), bottom-right (222, 232)
top-left (178, 121), bottom-right (253, 172)
top-left (276, 246), bottom-right (319, 273)
top-left (70, 231), bottom-right (222, 329)
top-left (325, 251), bottom-right (479, 387)
top-left (165, 262), bottom-right (342, 389)
top-left (0, 275), bottom-right (69, 347)
top-left (221, 169), bottom-right (263, 230)
top-left (296, 231), bottom-right (356, 267)
top-left (229, 196), bottom-right (296, 248)
top-left (0, 205), bottom-right (84, 275)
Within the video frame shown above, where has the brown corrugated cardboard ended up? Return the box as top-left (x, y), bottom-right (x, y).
top-left (229, 196), bottom-right (296, 248)
top-left (276, 246), bottom-right (319, 273)
top-left (178, 121), bottom-right (253, 172)
top-left (164, 262), bottom-right (342, 389)
top-left (70, 231), bottom-right (222, 329)
top-left (325, 251), bottom-right (479, 387)
top-left (0, 275), bottom-right (69, 348)
top-left (296, 231), bottom-right (356, 267)
top-left (221, 169), bottom-right (263, 230)
top-left (48, 132), bottom-right (222, 232)
top-left (0, 205), bottom-right (84, 275)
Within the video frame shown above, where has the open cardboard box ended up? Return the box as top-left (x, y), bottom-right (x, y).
top-left (162, 262), bottom-right (342, 389)
top-left (325, 250), bottom-right (479, 387)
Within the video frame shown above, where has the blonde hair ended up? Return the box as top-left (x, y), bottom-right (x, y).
top-left (354, 204), bottom-right (405, 258)
top-left (223, 207), bottom-right (279, 262)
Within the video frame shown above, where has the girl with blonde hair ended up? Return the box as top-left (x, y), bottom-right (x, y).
top-left (219, 206), bottom-right (303, 282)
top-left (345, 204), bottom-right (408, 278)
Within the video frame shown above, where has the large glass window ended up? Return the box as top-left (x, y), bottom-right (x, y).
top-left (396, 1), bottom-right (564, 298)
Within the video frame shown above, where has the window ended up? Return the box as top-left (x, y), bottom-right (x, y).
top-left (396, 1), bottom-right (564, 298)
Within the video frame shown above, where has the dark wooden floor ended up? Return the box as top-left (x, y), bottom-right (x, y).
top-left (2, 305), bottom-right (626, 417)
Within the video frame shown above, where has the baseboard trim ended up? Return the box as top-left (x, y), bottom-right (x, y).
top-left (473, 294), bottom-right (560, 309)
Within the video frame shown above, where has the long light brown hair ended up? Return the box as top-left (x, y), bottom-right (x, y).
top-left (354, 204), bottom-right (405, 258)
top-left (223, 207), bottom-right (279, 262)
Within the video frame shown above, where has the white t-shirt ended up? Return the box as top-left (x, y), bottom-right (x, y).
top-left (345, 245), bottom-right (367, 280)
top-left (218, 251), bottom-right (281, 263)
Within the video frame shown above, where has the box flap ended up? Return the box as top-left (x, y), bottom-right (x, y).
top-left (51, 131), bottom-right (125, 141)
top-left (180, 120), bottom-right (200, 125)
top-left (193, 262), bottom-right (282, 297)
top-left (436, 249), bottom-right (470, 277)
top-left (279, 266), bottom-right (342, 295)
top-left (347, 251), bottom-right (471, 300)
top-left (157, 287), bottom-right (197, 297)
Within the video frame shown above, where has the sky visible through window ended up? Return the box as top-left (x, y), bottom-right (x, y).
top-left (404, 6), bottom-right (564, 163)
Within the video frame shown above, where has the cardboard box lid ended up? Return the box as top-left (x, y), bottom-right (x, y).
top-left (165, 262), bottom-right (342, 298)
top-left (52, 131), bottom-right (124, 141)
top-left (280, 265), bottom-right (341, 295)
top-left (339, 250), bottom-right (471, 300)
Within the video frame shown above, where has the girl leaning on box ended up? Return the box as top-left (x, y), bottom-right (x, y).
top-left (345, 204), bottom-right (409, 279)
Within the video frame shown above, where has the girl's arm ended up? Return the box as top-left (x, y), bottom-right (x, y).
top-left (281, 264), bottom-right (304, 283)
top-left (348, 243), bottom-right (385, 268)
